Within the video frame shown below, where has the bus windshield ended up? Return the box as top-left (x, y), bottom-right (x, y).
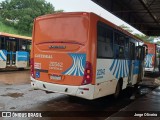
top-left (34, 16), bottom-right (89, 45)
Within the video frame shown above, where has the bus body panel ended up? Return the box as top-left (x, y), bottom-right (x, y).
top-left (15, 51), bottom-right (29, 68)
top-left (94, 58), bottom-right (140, 98)
top-left (33, 50), bottom-right (86, 86)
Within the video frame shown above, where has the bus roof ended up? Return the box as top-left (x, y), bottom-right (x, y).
top-left (35, 12), bottom-right (90, 20)
top-left (144, 41), bottom-right (156, 45)
top-left (90, 12), bottom-right (144, 43)
top-left (0, 32), bottom-right (32, 40)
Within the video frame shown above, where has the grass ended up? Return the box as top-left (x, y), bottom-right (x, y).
top-left (0, 21), bottom-right (32, 37)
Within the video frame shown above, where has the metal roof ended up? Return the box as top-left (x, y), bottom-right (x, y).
top-left (92, 0), bottom-right (160, 36)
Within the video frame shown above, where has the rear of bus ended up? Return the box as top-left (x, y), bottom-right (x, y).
top-left (31, 12), bottom-right (95, 99)
top-left (145, 43), bottom-right (157, 73)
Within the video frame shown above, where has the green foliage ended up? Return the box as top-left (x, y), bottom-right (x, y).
top-left (0, 21), bottom-right (31, 36)
top-left (134, 34), bottom-right (149, 41)
top-left (119, 24), bottom-right (158, 43)
top-left (156, 41), bottom-right (160, 45)
top-left (0, 0), bottom-right (62, 34)
top-left (119, 24), bottom-right (133, 33)
top-left (134, 34), bottom-right (157, 43)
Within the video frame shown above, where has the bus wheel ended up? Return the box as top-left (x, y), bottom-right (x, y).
top-left (18, 68), bottom-right (24, 71)
top-left (129, 84), bottom-right (139, 100)
top-left (114, 79), bottom-right (123, 99)
top-left (68, 96), bottom-right (79, 102)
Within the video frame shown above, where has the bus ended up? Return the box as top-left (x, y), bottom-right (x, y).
top-left (0, 32), bottom-right (32, 69)
top-left (31, 12), bottom-right (146, 100)
top-left (144, 42), bottom-right (160, 73)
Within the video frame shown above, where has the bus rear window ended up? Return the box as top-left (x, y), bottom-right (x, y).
top-left (34, 16), bottom-right (89, 44)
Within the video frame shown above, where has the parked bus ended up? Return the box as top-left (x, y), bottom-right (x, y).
top-left (0, 32), bottom-right (31, 69)
top-left (144, 42), bottom-right (160, 73)
top-left (31, 12), bottom-right (146, 100)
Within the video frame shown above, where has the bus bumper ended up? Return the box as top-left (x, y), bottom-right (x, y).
top-left (145, 68), bottom-right (154, 72)
top-left (31, 77), bottom-right (95, 100)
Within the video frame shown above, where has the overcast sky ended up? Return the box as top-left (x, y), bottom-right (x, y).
top-left (0, 0), bottom-right (144, 35)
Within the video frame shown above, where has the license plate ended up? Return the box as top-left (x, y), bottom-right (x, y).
top-left (50, 75), bottom-right (62, 80)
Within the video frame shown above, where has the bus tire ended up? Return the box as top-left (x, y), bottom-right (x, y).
top-left (114, 79), bottom-right (123, 99)
top-left (68, 96), bottom-right (78, 102)
top-left (18, 68), bottom-right (25, 71)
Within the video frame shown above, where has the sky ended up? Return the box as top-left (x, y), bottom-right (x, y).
top-left (0, 0), bottom-right (144, 35)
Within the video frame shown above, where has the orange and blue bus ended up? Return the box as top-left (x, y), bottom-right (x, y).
top-left (144, 42), bottom-right (160, 73)
top-left (31, 12), bottom-right (146, 100)
top-left (0, 32), bottom-right (31, 69)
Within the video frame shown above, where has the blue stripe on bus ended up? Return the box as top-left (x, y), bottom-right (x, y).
top-left (0, 54), bottom-right (5, 60)
top-left (122, 60), bottom-right (125, 77)
top-left (133, 60), bottom-right (140, 74)
top-left (116, 60), bottom-right (120, 78)
top-left (113, 60), bottom-right (118, 76)
top-left (109, 59), bottom-right (116, 71)
top-left (62, 53), bottom-right (86, 76)
top-left (120, 60), bottom-right (123, 77)
top-left (110, 59), bottom-right (129, 79)
top-left (127, 60), bottom-right (130, 76)
top-left (16, 51), bottom-right (29, 61)
top-left (0, 50), bottom-right (7, 61)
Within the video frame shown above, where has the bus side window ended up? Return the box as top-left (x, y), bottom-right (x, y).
top-left (114, 32), bottom-right (125, 59)
top-left (0, 37), bottom-right (1, 49)
top-left (19, 39), bottom-right (27, 51)
top-left (0, 37), bottom-right (5, 49)
top-left (26, 41), bottom-right (31, 52)
top-left (97, 22), bottom-right (113, 58)
top-left (136, 46), bottom-right (141, 60)
top-left (129, 41), bottom-right (135, 60)
top-left (125, 38), bottom-right (129, 59)
top-left (119, 46), bottom-right (124, 58)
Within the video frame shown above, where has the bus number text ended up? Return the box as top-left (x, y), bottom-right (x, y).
top-left (97, 69), bottom-right (105, 79)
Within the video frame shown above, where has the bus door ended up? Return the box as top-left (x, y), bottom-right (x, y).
top-left (128, 42), bottom-right (135, 84)
top-left (136, 46), bottom-right (145, 81)
top-left (15, 40), bottom-right (29, 68)
top-left (6, 40), bottom-right (17, 66)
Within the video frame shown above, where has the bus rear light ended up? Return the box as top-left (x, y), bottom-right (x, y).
top-left (87, 70), bottom-right (90, 74)
top-left (30, 58), bottom-right (35, 78)
top-left (86, 75), bottom-right (90, 79)
top-left (81, 61), bottom-right (92, 85)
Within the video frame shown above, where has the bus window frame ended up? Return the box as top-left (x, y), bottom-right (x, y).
top-left (97, 21), bottom-right (114, 59)
top-left (114, 30), bottom-right (127, 59)
top-left (5, 37), bottom-right (19, 52)
top-left (0, 36), bottom-right (6, 50)
top-left (129, 39), bottom-right (136, 60)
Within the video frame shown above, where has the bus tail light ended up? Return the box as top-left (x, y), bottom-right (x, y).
top-left (30, 58), bottom-right (35, 78)
top-left (81, 61), bottom-right (92, 85)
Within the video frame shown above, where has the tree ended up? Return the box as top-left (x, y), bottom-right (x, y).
top-left (119, 24), bottom-right (157, 43)
top-left (119, 24), bottom-right (133, 33)
top-left (0, 0), bottom-right (63, 35)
